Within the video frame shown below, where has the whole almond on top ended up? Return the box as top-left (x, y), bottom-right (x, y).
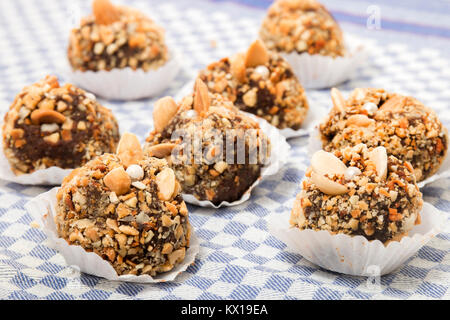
top-left (379, 96), bottom-right (406, 112)
top-left (331, 88), bottom-right (346, 113)
top-left (230, 53), bottom-right (246, 83)
top-left (311, 171), bottom-right (348, 196)
top-left (245, 40), bottom-right (269, 68)
top-left (193, 79), bottom-right (210, 115)
top-left (116, 132), bottom-right (144, 168)
top-left (346, 114), bottom-right (375, 127)
top-left (311, 150), bottom-right (347, 177)
top-left (31, 109), bottom-right (66, 125)
top-left (369, 146), bottom-right (388, 180)
top-left (153, 97), bottom-right (178, 133)
top-left (93, 0), bottom-right (121, 25)
top-left (104, 167), bottom-right (131, 196)
top-left (156, 167), bottom-right (176, 201)
top-left (146, 143), bottom-right (177, 158)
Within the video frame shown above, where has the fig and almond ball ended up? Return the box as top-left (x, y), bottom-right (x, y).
top-left (319, 88), bottom-right (448, 182)
top-left (56, 133), bottom-right (191, 276)
top-left (259, 0), bottom-right (346, 58)
top-left (290, 144), bottom-right (423, 243)
top-left (2, 75), bottom-right (119, 175)
top-left (68, 0), bottom-right (169, 72)
top-left (198, 40), bottom-right (309, 130)
top-left (144, 79), bottom-right (271, 205)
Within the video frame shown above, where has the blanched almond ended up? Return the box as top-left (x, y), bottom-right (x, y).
top-left (346, 114), bottom-right (375, 127)
top-left (31, 109), bottom-right (66, 125)
top-left (104, 167), bottom-right (131, 196)
top-left (153, 96), bottom-right (178, 133)
top-left (311, 172), bottom-right (348, 195)
top-left (156, 167), bottom-right (176, 201)
top-left (245, 39), bottom-right (269, 68)
top-left (311, 150), bottom-right (347, 176)
top-left (116, 132), bottom-right (144, 168)
top-left (331, 88), bottom-right (346, 113)
top-left (93, 0), bottom-right (121, 25)
top-left (379, 96), bottom-right (406, 112)
top-left (146, 143), bottom-right (176, 158)
top-left (193, 79), bottom-right (210, 115)
top-left (369, 146), bottom-right (387, 180)
top-left (230, 53), bottom-right (246, 83)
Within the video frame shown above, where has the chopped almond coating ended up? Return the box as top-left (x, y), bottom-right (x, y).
top-left (144, 86), bottom-right (271, 205)
top-left (259, 0), bottom-right (346, 57)
top-left (319, 88), bottom-right (448, 182)
top-left (56, 152), bottom-right (191, 276)
top-left (198, 40), bottom-right (309, 130)
top-left (290, 144), bottom-right (423, 243)
top-left (68, 0), bottom-right (168, 72)
top-left (2, 75), bottom-right (119, 175)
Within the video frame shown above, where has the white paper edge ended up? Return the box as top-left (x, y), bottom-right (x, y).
top-left (308, 126), bottom-right (450, 188)
top-left (281, 34), bottom-right (368, 89)
top-left (25, 187), bottom-right (200, 283)
top-left (268, 202), bottom-right (446, 276)
top-left (0, 144), bottom-right (73, 186)
top-left (66, 51), bottom-right (181, 100)
top-left (182, 113), bottom-right (291, 208)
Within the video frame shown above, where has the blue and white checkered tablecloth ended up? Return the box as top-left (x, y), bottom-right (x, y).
top-left (0, 0), bottom-right (449, 300)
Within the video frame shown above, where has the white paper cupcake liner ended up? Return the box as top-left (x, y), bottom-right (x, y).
top-left (66, 52), bottom-right (181, 101)
top-left (175, 81), bottom-right (327, 139)
top-left (0, 147), bottom-right (73, 186)
top-left (268, 202), bottom-right (445, 276)
top-left (282, 34), bottom-right (368, 89)
top-left (308, 126), bottom-right (450, 188)
top-left (183, 113), bottom-right (291, 208)
top-left (25, 187), bottom-right (200, 283)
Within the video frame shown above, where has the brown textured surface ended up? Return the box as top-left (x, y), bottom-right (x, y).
top-left (2, 75), bottom-right (120, 174)
top-left (319, 88), bottom-right (448, 182)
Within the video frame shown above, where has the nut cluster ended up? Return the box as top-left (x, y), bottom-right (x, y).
top-left (291, 144), bottom-right (423, 243)
top-left (198, 40), bottom-right (309, 130)
top-left (68, 0), bottom-right (169, 72)
top-left (259, 0), bottom-right (346, 57)
top-left (144, 79), bottom-right (271, 205)
top-left (56, 133), bottom-right (191, 276)
top-left (2, 75), bottom-right (119, 175)
top-left (320, 88), bottom-right (448, 181)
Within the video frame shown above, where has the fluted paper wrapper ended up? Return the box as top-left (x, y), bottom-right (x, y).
top-left (308, 126), bottom-right (450, 188)
top-left (183, 114), bottom-right (291, 208)
top-left (0, 147), bottom-right (72, 185)
top-left (25, 188), bottom-right (200, 283)
top-left (282, 35), bottom-right (367, 89)
top-left (67, 53), bottom-right (180, 100)
top-left (268, 202), bottom-right (445, 276)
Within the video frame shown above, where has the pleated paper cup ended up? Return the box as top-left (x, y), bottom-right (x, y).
top-left (0, 146), bottom-right (72, 186)
top-left (25, 188), bottom-right (200, 283)
top-left (268, 202), bottom-right (445, 276)
top-left (67, 51), bottom-right (180, 101)
top-left (308, 126), bottom-right (450, 188)
top-left (183, 113), bottom-right (291, 208)
top-left (282, 35), bottom-right (368, 89)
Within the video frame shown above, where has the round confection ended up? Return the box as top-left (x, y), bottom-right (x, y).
top-left (290, 144), bottom-right (423, 243)
top-left (259, 0), bottom-right (345, 57)
top-left (68, 0), bottom-right (168, 72)
top-left (319, 88), bottom-right (448, 182)
top-left (56, 147), bottom-right (191, 276)
top-left (2, 75), bottom-right (119, 175)
top-left (198, 40), bottom-right (309, 130)
top-left (144, 80), bottom-right (271, 205)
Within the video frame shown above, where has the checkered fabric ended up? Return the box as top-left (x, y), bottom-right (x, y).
top-left (0, 0), bottom-right (449, 300)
